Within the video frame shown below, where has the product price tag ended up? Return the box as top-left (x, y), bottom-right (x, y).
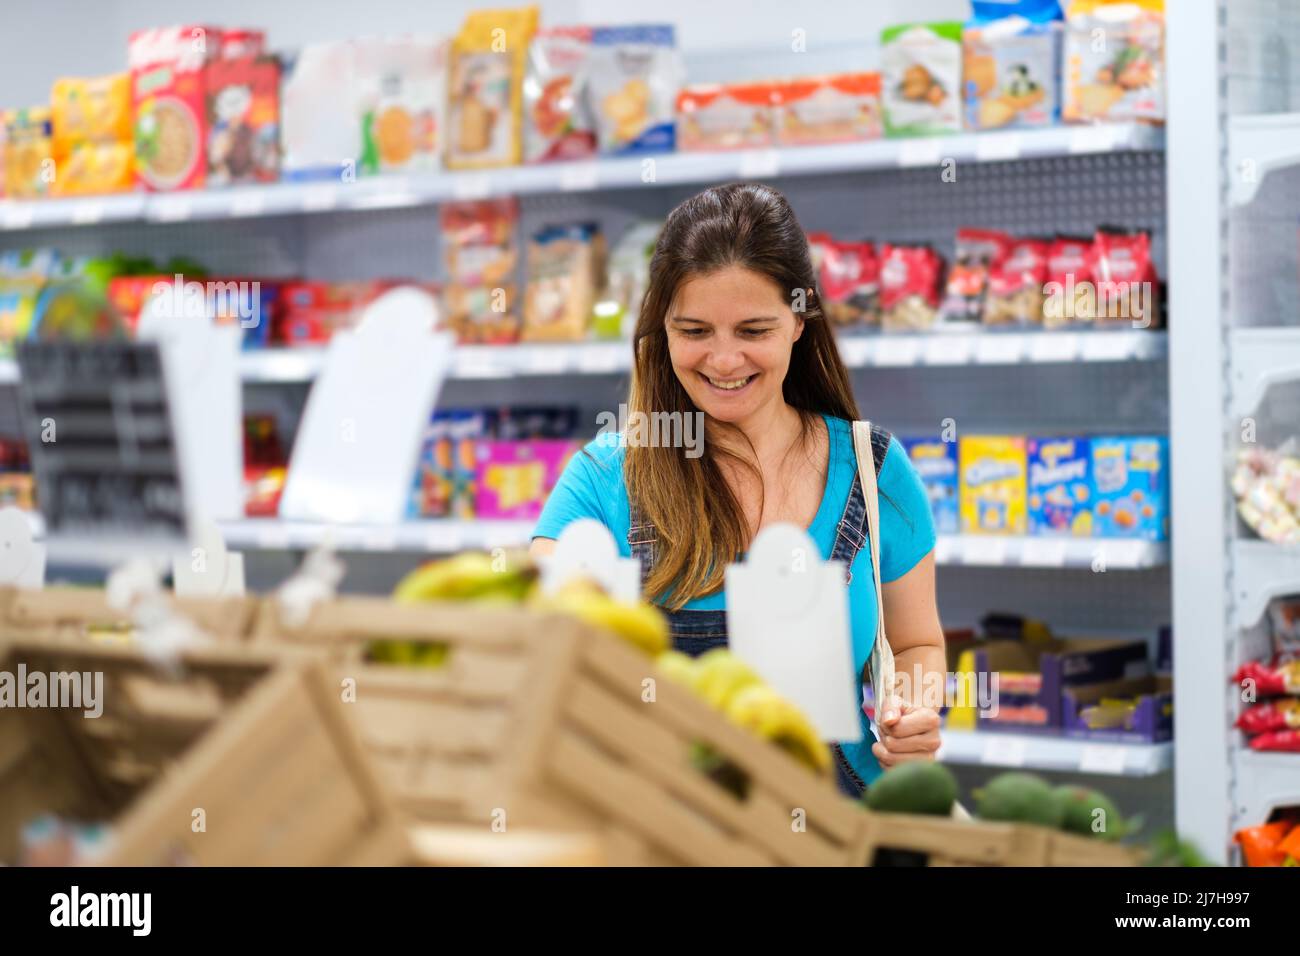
top-left (152, 196), bottom-right (193, 222)
top-left (1022, 538), bottom-right (1068, 567)
top-left (898, 138), bottom-right (944, 167)
top-left (1029, 333), bottom-right (1079, 363)
top-left (974, 335), bottom-right (1026, 364)
top-left (228, 192), bottom-right (266, 217)
top-left (975, 132), bottom-right (1023, 162)
top-left (933, 536), bottom-right (958, 564)
top-left (559, 163), bottom-right (600, 192)
top-left (71, 201), bottom-right (105, 225)
top-left (424, 523), bottom-right (464, 553)
top-left (924, 336), bottom-right (974, 365)
top-left (1079, 743), bottom-right (1129, 775)
top-left (451, 173), bottom-right (493, 201)
top-left (1, 204), bottom-right (35, 229)
top-left (576, 343), bottom-right (625, 374)
top-left (299, 185), bottom-right (339, 212)
top-left (872, 336), bottom-right (921, 366)
top-left (1080, 332), bottom-right (1134, 362)
top-left (1069, 125), bottom-right (1118, 154)
top-left (981, 735), bottom-right (1028, 767)
top-left (359, 528), bottom-right (399, 552)
top-left (525, 346), bottom-right (570, 375)
top-left (257, 525), bottom-right (292, 550)
top-left (739, 149), bottom-right (781, 179)
top-left (483, 523), bottom-right (529, 550)
top-left (837, 336), bottom-right (872, 368)
top-left (964, 537), bottom-right (1009, 566)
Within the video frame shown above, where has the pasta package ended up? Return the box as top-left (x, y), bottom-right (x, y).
top-left (446, 6), bottom-right (539, 169)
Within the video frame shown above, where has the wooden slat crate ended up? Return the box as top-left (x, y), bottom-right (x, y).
top-left (407, 824), bottom-right (605, 866)
top-left (0, 636), bottom-right (409, 866)
top-left (255, 596), bottom-right (871, 866)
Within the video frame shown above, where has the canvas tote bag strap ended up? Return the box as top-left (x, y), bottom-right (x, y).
top-left (851, 420), bottom-right (895, 717)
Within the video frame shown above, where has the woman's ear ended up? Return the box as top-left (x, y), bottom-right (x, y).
top-left (792, 312), bottom-right (805, 342)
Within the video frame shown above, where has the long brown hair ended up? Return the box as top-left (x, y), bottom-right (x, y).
top-left (627, 182), bottom-right (859, 607)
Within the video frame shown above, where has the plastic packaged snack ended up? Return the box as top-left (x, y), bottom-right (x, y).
top-left (355, 36), bottom-right (447, 175)
top-left (586, 24), bottom-right (682, 155)
top-left (808, 234), bottom-right (879, 327)
top-left (959, 435), bottom-right (1028, 535)
top-left (1091, 436), bottom-right (1168, 540)
top-left (1235, 821), bottom-right (1294, 867)
top-left (880, 243), bottom-right (944, 331)
top-left (1092, 227), bottom-right (1160, 328)
top-left (963, 0), bottom-right (1063, 130)
top-left (442, 198), bottom-right (521, 343)
top-left (773, 73), bottom-right (881, 146)
top-left (207, 55), bottom-right (281, 185)
top-left (446, 6), bottom-right (539, 169)
top-left (523, 222), bottom-right (604, 341)
top-left (939, 228), bottom-right (1012, 326)
top-left (593, 220), bottom-right (659, 340)
top-left (1237, 698), bottom-right (1300, 735)
top-left (1232, 446), bottom-right (1300, 545)
top-left (1248, 729), bottom-right (1300, 753)
top-left (983, 236), bottom-right (1049, 325)
top-left (1027, 437), bottom-right (1093, 536)
top-left (524, 27), bottom-right (597, 163)
top-left (1270, 596), bottom-right (1300, 663)
top-left (1233, 660), bottom-right (1300, 698)
top-left (902, 437), bottom-right (959, 534)
top-left (676, 82), bottom-right (775, 152)
top-left (51, 74), bottom-right (132, 149)
top-left (2, 108), bottom-right (53, 199)
top-left (1063, 0), bottom-right (1165, 123)
top-left (1042, 234), bottom-right (1095, 327)
top-left (881, 22), bottom-right (964, 136)
top-left (280, 42), bottom-right (361, 181)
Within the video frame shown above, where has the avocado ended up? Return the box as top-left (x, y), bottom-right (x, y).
top-left (1054, 785), bottom-right (1123, 840)
top-left (864, 761), bottom-right (958, 816)
top-left (974, 772), bottom-right (1064, 827)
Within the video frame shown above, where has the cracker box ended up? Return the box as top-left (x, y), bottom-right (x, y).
top-left (1090, 436), bottom-right (1168, 540)
top-left (881, 22), bottom-right (964, 136)
top-left (963, 1), bottom-right (1063, 130)
top-left (475, 439), bottom-right (577, 520)
top-left (1063, 0), bottom-right (1165, 124)
top-left (676, 82), bottom-right (775, 152)
top-left (587, 24), bottom-right (682, 155)
top-left (902, 437), bottom-right (959, 534)
top-left (773, 73), bottom-right (881, 146)
top-left (1027, 436), bottom-right (1093, 537)
top-left (959, 435), bottom-right (1027, 535)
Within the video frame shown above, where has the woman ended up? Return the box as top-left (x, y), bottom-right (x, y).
top-left (531, 183), bottom-right (945, 795)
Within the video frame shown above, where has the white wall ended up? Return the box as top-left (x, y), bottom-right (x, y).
top-left (0, 0), bottom-right (970, 107)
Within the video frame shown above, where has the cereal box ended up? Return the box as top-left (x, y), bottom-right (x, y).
top-left (902, 437), bottom-right (959, 534)
top-left (475, 439), bottom-right (577, 521)
top-left (960, 435), bottom-right (1027, 535)
top-left (207, 55), bottom-right (281, 185)
top-left (1027, 436), bottom-right (1092, 536)
top-left (1090, 436), bottom-right (1168, 540)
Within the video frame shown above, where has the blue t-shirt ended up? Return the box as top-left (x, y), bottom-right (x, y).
top-left (533, 414), bottom-right (936, 784)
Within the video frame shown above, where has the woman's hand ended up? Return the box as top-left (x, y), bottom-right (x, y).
top-left (871, 698), bottom-right (942, 769)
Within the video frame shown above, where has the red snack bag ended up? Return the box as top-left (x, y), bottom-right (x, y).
top-left (984, 237), bottom-right (1049, 326)
top-left (1236, 697), bottom-right (1300, 735)
top-left (1092, 228), bottom-right (1160, 329)
top-left (809, 233), bottom-right (879, 327)
top-left (1234, 821), bottom-right (1292, 867)
top-left (1249, 728), bottom-right (1300, 752)
top-left (939, 228), bottom-right (1011, 326)
top-left (1042, 235), bottom-right (1095, 328)
top-left (1233, 659), bottom-right (1300, 697)
top-left (880, 243), bottom-right (943, 332)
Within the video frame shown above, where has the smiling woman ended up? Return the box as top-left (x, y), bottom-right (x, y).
top-left (531, 182), bottom-right (946, 795)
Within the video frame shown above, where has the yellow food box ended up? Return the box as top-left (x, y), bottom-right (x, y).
top-left (959, 435), bottom-right (1027, 535)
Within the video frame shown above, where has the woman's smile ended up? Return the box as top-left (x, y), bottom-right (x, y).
top-left (700, 371), bottom-right (758, 393)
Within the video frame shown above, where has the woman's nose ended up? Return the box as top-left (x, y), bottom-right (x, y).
top-left (709, 349), bottom-right (745, 374)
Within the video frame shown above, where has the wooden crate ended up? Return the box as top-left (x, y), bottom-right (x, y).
top-left (255, 596), bottom-right (871, 866)
top-left (0, 636), bottom-right (409, 866)
top-left (856, 810), bottom-right (1140, 866)
top-left (407, 824), bottom-right (605, 866)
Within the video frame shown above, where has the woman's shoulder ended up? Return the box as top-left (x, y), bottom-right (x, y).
top-left (574, 432), bottom-right (628, 482)
top-left (823, 415), bottom-right (895, 476)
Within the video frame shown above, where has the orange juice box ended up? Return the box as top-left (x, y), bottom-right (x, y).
top-left (960, 435), bottom-right (1027, 535)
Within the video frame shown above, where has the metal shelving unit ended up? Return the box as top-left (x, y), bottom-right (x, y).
top-left (938, 729), bottom-right (1173, 778)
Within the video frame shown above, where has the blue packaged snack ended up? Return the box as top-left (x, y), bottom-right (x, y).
top-left (587, 25), bottom-right (682, 155)
top-left (1027, 436), bottom-right (1092, 536)
top-left (964, 0), bottom-right (1063, 130)
top-left (902, 437), bottom-right (959, 534)
top-left (1091, 436), bottom-right (1169, 540)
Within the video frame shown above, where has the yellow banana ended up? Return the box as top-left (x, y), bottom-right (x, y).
top-left (693, 649), bottom-right (762, 710)
top-left (393, 550), bottom-right (537, 604)
top-left (656, 650), bottom-right (700, 688)
top-left (538, 579), bottom-right (670, 657)
top-left (725, 684), bottom-right (831, 776)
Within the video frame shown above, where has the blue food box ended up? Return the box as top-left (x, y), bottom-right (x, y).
top-left (902, 437), bottom-right (959, 534)
top-left (1027, 436), bottom-right (1092, 536)
top-left (1090, 436), bottom-right (1169, 540)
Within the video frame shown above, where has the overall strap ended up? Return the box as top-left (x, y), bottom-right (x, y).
top-left (626, 501), bottom-right (657, 594)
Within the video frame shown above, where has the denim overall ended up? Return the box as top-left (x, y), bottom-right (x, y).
top-left (627, 424), bottom-right (892, 799)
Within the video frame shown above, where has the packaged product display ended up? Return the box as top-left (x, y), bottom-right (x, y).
top-left (963, 0), bottom-right (1063, 130)
top-left (522, 221), bottom-right (605, 341)
top-left (773, 73), bottom-right (882, 146)
top-left (1235, 818), bottom-right (1300, 867)
top-left (243, 413), bottom-right (287, 517)
top-left (1092, 228), bottom-right (1160, 328)
top-left (1042, 234), bottom-right (1095, 327)
top-left (50, 74), bottom-right (134, 195)
top-left (593, 220), bottom-right (659, 339)
top-left (983, 236), bottom-right (1049, 325)
top-left (206, 54), bottom-right (281, 185)
top-left (1027, 436), bottom-right (1092, 537)
top-left (1232, 444), bottom-right (1300, 545)
top-left (808, 234), bottom-right (880, 327)
top-left (1063, 0), bottom-right (1165, 123)
top-left (1270, 596), bottom-right (1300, 663)
top-left (475, 439), bottom-right (579, 520)
top-left (938, 228), bottom-right (1012, 326)
top-left (446, 6), bottom-right (539, 169)
top-left (879, 243), bottom-right (944, 331)
top-left (2, 107), bottom-right (53, 199)
top-left (279, 41), bottom-right (361, 181)
top-left (586, 25), bottom-right (682, 155)
top-left (356, 36), bottom-right (446, 175)
top-left (440, 198), bottom-right (521, 343)
top-left (960, 435), bottom-right (1028, 535)
top-left (902, 437), bottom-right (959, 534)
top-left (881, 22), bottom-right (964, 136)
top-left (1090, 436), bottom-right (1168, 540)
top-left (523, 27), bottom-right (597, 163)
top-left (676, 82), bottom-right (775, 152)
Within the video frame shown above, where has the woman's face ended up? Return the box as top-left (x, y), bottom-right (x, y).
top-left (666, 264), bottom-right (803, 427)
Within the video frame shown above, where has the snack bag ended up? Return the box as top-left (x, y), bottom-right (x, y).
top-left (902, 437), bottom-right (959, 534)
top-left (51, 74), bottom-right (133, 149)
top-left (1093, 227), bottom-right (1159, 328)
top-left (442, 198), bottom-right (521, 343)
top-left (475, 439), bottom-right (578, 520)
top-left (773, 73), bottom-right (882, 146)
top-left (0, 249), bottom-right (59, 355)
top-left (1027, 436), bottom-right (1093, 536)
top-left (984, 236), bottom-right (1049, 325)
top-left (1233, 660), bottom-right (1300, 698)
top-left (1232, 446), bottom-right (1300, 545)
top-left (881, 22), bottom-right (963, 136)
top-left (1237, 698), bottom-right (1300, 735)
top-left (1269, 596), bottom-right (1300, 664)
top-left (524, 27), bottom-right (597, 163)
top-left (1091, 435), bottom-right (1168, 540)
top-left (356, 36), bottom-right (447, 175)
top-left (446, 6), bottom-right (539, 169)
top-left (523, 222), bottom-right (604, 341)
top-left (1063, 0), bottom-right (1165, 123)
top-left (880, 243), bottom-right (944, 331)
top-left (808, 234), bottom-right (879, 327)
top-left (586, 25), bottom-right (682, 155)
top-left (1248, 729), bottom-right (1300, 753)
top-left (1042, 234), bottom-right (1095, 327)
top-left (939, 228), bottom-right (1012, 326)
top-left (2, 108), bottom-right (54, 199)
top-left (207, 55), bottom-right (281, 185)
top-left (960, 435), bottom-right (1028, 535)
top-left (964, 0), bottom-right (1063, 130)
top-left (280, 42), bottom-right (361, 181)
top-left (593, 219), bottom-right (659, 339)
top-left (676, 82), bottom-right (775, 152)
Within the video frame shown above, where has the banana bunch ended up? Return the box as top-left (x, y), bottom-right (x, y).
top-left (367, 638), bottom-right (448, 668)
top-left (532, 578), bottom-right (669, 657)
top-left (392, 549), bottom-right (539, 605)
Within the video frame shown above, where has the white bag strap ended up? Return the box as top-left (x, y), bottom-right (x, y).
top-left (851, 420), bottom-right (895, 720)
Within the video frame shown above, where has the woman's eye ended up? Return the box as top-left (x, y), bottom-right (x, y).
top-left (678, 327), bottom-right (706, 337)
top-left (742, 328), bottom-right (774, 337)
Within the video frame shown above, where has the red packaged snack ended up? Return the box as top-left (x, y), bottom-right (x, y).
top-left (206, 55), bottom-right (281, 185)
top-left (808, 234), bottom-right (879, 327)
top-left (1092, 227), bottom-right (1160, 328)
top-left (1236, 697), bottom-right (1300, 735)
top-left (1042, 234), bottom-right (1095, 328)
top-left (880, 243), bottom-right (943, 332)
top-left (984, 237), bottom-right (1049, 326)
top-left (1235, 821), bottom-right (1293, 867)
top-left (1248, 728), bottom-right (1300, 753)
top-left (1233, 659), bottom-right (1300, 697)
top-left (939, 228), bottom-right (1012, 326)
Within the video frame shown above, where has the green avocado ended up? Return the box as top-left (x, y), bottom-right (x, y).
top-left (974, 772), bottom-right (1064, 828)
top-left (864, 761), bottom-right (959, 816)
top-left (1054, 785), bottom-right (1124, 840)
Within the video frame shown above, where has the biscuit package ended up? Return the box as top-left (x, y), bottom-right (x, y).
top-left (446, 6), bottom-right (539, 169)
top-left (1042, 234), bottom-right (1095, 327)
top-left (902, 437), bottom-right (960, 534)
top-left (774, 73), bottom-right (882, 146)
top-left (1091, 435), bottom-right (1168, 540)
top-left (881, 22), bottom-right (963, 136)
top-left (593, 220), bottom-right (659, 340)
top-left (939, 228), bottom-right (1012, 326)
top-left (960, 435), bottom-right (1028, 535)
top-left (356, 36), bottom-right (447, 175)
top-left (808, 234), bottom-right (879, 327)
top-left (522, 222), bottom-right (605, 342)
top-left (984, 236), bottom-right (1049, 325)
top-left (676, 82), bottom-right (775, 152)
top-left (50, 74), bottom-right (136, 195)
top-left (963, 0), bottom-right (1063, 130)
top-left (586, 24), bottom-right (682, 155)
top-left (880, 243), bottom-right (944, 331)
top-left (1027, 436), bottom-right (1093, 536)
top-left (2, 108), bottom-right (54, 199)
top-left (524, 27), bottom-right (597, 163)
top-left (1093, 227), bottom-right (1160, 328)
top-left (441, 198), bottom-right (521, 343)
top-left (1063, 0), bottom-right (1165, 123)
top-left (280, 42), bottom-right (361, 181)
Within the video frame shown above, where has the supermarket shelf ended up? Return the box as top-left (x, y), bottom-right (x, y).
top-left (1228, 328), bottom-right (1300, 419)
top-left (1229, 112), bottom-right (1300, 207)
top-left (934, 535), bottom-right (1168, 570)
top-left (938, 729), bottom-right (1173, 777)
top-left (0, 124), bottom-right (1163, 232)
top-left (1233, 750), bottom-right (1300, 827)
top-left (218, 518), bottom-right (536, 553)
top-left (1230, 539), bottom-right (1300, 629)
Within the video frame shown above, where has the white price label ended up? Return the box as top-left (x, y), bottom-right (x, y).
top-left (1103, 540), bottom-right (1150, 569)
top-left (964, 537), bottom-right (1009, 566)
top-left (872, 336), bottom-right (921, 366)
top-left (974, 335), bottom-right (1026, 364)
top-left (1080, 332), bottom-right (1134, 362)
top-left (576, 344), bottom-right (625, 374)
top-left (1021, 538), bottom-right (1068, 567)
top-left (923, 336), bottom-right (974, 365)
top-left (975, 133), bottom-right (1023, 162)
top-left (353, 189), bottom-right (417, 210)
top-left (981, 735), bottom-right (1028, 767)
top-left (524, 347), bottom-right (571, 375)
top-left (1, 204), bottom-right (34, 229)
top-left (898, 138), bottom-right (944, 167)
top-left (360, 528), bottom-right (399, 552)
top-left (934, 536), bottom-right (958, 564)
top-left (300, 186), bottom-right (339, 212)
top-left (739, 149), bottom-right (781, 179)
top-left (451, 173), bottom-right (493, 201)
top-left (484, 523), bottom-right (529, 549)
top-left (559, 163), bottom-right (600, 192)
top-left (229, 193), bottom-right (266, 217)
top-left (71, 201), bottom-right (105, 225)
top-left (837, 336), bottom-right (872, 368)
top-left (152, 196), bottom-right (193, 222)
top-left (1079, 743), bottom-right (1129, 775)
top-left (1069, 126), bottom-right (1118, 154)
top-left (1029, 333), bottom-right (1080, 363)
top-left (257, 526), bottom-right (292, 550)
top-left (425, 524), bottom-right (464, 553)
